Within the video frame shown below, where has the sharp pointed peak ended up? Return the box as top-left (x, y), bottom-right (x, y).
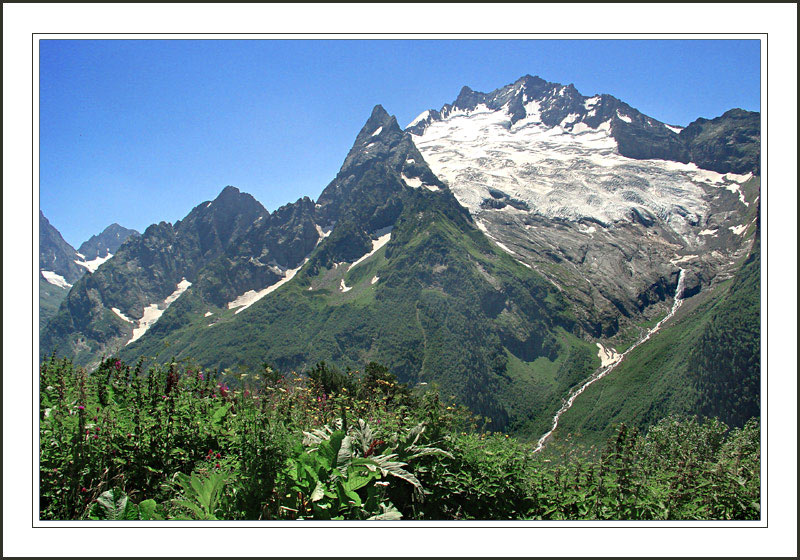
top-left (370, 104), bottom-right (390, 119)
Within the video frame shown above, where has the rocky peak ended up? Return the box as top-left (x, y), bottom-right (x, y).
top-left (77, 223), bottom-right (140, 260)
top-left (39, 210), bottom-right (84, 284)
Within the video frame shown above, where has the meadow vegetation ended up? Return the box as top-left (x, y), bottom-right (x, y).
top-left (39, 354), bottom-right (759, 521)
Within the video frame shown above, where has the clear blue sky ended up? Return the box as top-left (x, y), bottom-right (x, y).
top-left (39, 39), bottom-right (761, 248)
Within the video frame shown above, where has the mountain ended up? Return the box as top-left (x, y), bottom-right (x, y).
top-left (41, 186), bottom-right (269, 364)
top-left (77, 223), bottom-right (140, 260)
top-left (40, 74), bottom-right (760, 441)
top-left (407, 74), bottom-right (760, 341)
top-left (680, 108), bottom-right (761, 175)
top-left (39, 211), bottom-right (84, 286)
top-left (39, 213), bottom-right (141, 332)
top-left (39, 212), bottom-right (84, 330)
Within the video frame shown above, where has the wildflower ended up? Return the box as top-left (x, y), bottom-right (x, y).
top-left (215, 463), bottom-right (220, 468)
top-left (93, 434), bottom-right (99, 439)
top-left (114, 360), bottom-right (121, 370)
top-left (77, 405), bottom-right (85, 411)
top-left (80, 487), bottom-right (88, 493)
top-left (215, 453), bottom-right (222, 459)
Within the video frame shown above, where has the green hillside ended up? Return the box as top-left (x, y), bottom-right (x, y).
top-left (120, 187), bottom-right (596, 433)
top-left (554, 234), bottom-right (761, 448)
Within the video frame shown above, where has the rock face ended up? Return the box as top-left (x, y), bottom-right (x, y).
top-left (39, 211), bottom-right (84, 285)
top-left (680, 108), bottom-right (761, 175)
top-left (77, 224), bottom-right (140, 260)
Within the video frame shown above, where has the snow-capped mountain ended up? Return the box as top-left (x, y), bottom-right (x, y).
top-left (407, 75), bottom-right (760, 334)
top-left (40, 74), bottom-right (760, 439)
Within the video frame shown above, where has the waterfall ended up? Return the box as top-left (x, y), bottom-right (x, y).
top-left (533, 269), bottom-right (686, 454)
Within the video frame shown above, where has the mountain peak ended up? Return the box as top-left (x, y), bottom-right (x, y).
top-left (216, 185), bottom-right (242, 199)
top-left (370, 104), bottom-right (390, 120)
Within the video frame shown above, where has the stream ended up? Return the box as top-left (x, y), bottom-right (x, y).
top-left (532, 269), bottom-right (686, 454)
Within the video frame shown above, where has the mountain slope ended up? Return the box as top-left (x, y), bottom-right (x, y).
top-left (39, 211), bottom-right (84, 286)
top-left (408, 75), bottom-right (759, 340)
top-left (551, 231), bottom-right (761, 447)
top-left (39, 212), bottom-right (84, 330)
top-left (115, 105), bottom-right (598, 433)
top-left (40, 186), bottom-right (269, 365)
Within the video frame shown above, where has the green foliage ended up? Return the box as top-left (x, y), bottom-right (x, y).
top-left (89, 489), bottom-right (160, 521)
top-left (39, 356), bottom-right (759, 521)
top-left (167, 471), bottom-right (231, 520)
top-left (691, 237), bottom-right (760, 426)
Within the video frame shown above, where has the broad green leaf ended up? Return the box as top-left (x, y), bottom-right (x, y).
top-left (137, 499), bottom-right (158, 520)
top-left (94, 488), bottom-right (130, 520)
top-left (367, 503), bottom-right (402, 520)
top-left (310, 481), bottom-right (325, 502)
top-left (211, 403), bottom-right (231, 426)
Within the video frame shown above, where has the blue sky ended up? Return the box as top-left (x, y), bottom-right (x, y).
top-left (39, 39), bottom-right (761, 247)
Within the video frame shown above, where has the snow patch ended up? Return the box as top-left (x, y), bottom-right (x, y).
top-left (128, 278), bottom-right (192, 344)
top-left (516, 259), bottom-right (532, 269)
top-left (596, 343), bottom-right (622, 367)
top-left (75, 253), bottom-right (113, 273)
top-left (41, 270), bottom-right (71, 289)
top-left (493, 240), bottom-right (519, 256)
top-left (406, 158), bottom-right (415, 164)
top-left (729, 224), bottom-right (747, 235)
top-left (165, 278), bottom-right (191, 306)
top-left (584, 96), bottom-right (600, 110)
top-left (371, 275), bottom-right (380, 284)
top-left (111, 307), bottom-right (133, 323)
top-left (699, 229), bottom-right (718, 236)
top-left (228, 260), bottom-right (306, 314)
top-left (340, 279), bottom-right (352, 293)
top-left (616, 110), bottom-right (632, 123)
top-left (725, 171), bottom-right (753, 183)
top-left (348, 231), bottom-right (392, 270)
top-left (570, 122), bottom-right (593, 134)
top-left (664, 124), bottom-right (683, 134)
top-left (315, 223), bottom-right (332, 245)
top-left (371, 126), bottom-right (383, 137)
top-left (401, 174), bottom-right (423, 189)
top-left (559, 113), bottom-right (580, 127)
top-left (407, 110), bottom-right (431, 129)
top-left (204, 311), bottom-right (213, 317)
